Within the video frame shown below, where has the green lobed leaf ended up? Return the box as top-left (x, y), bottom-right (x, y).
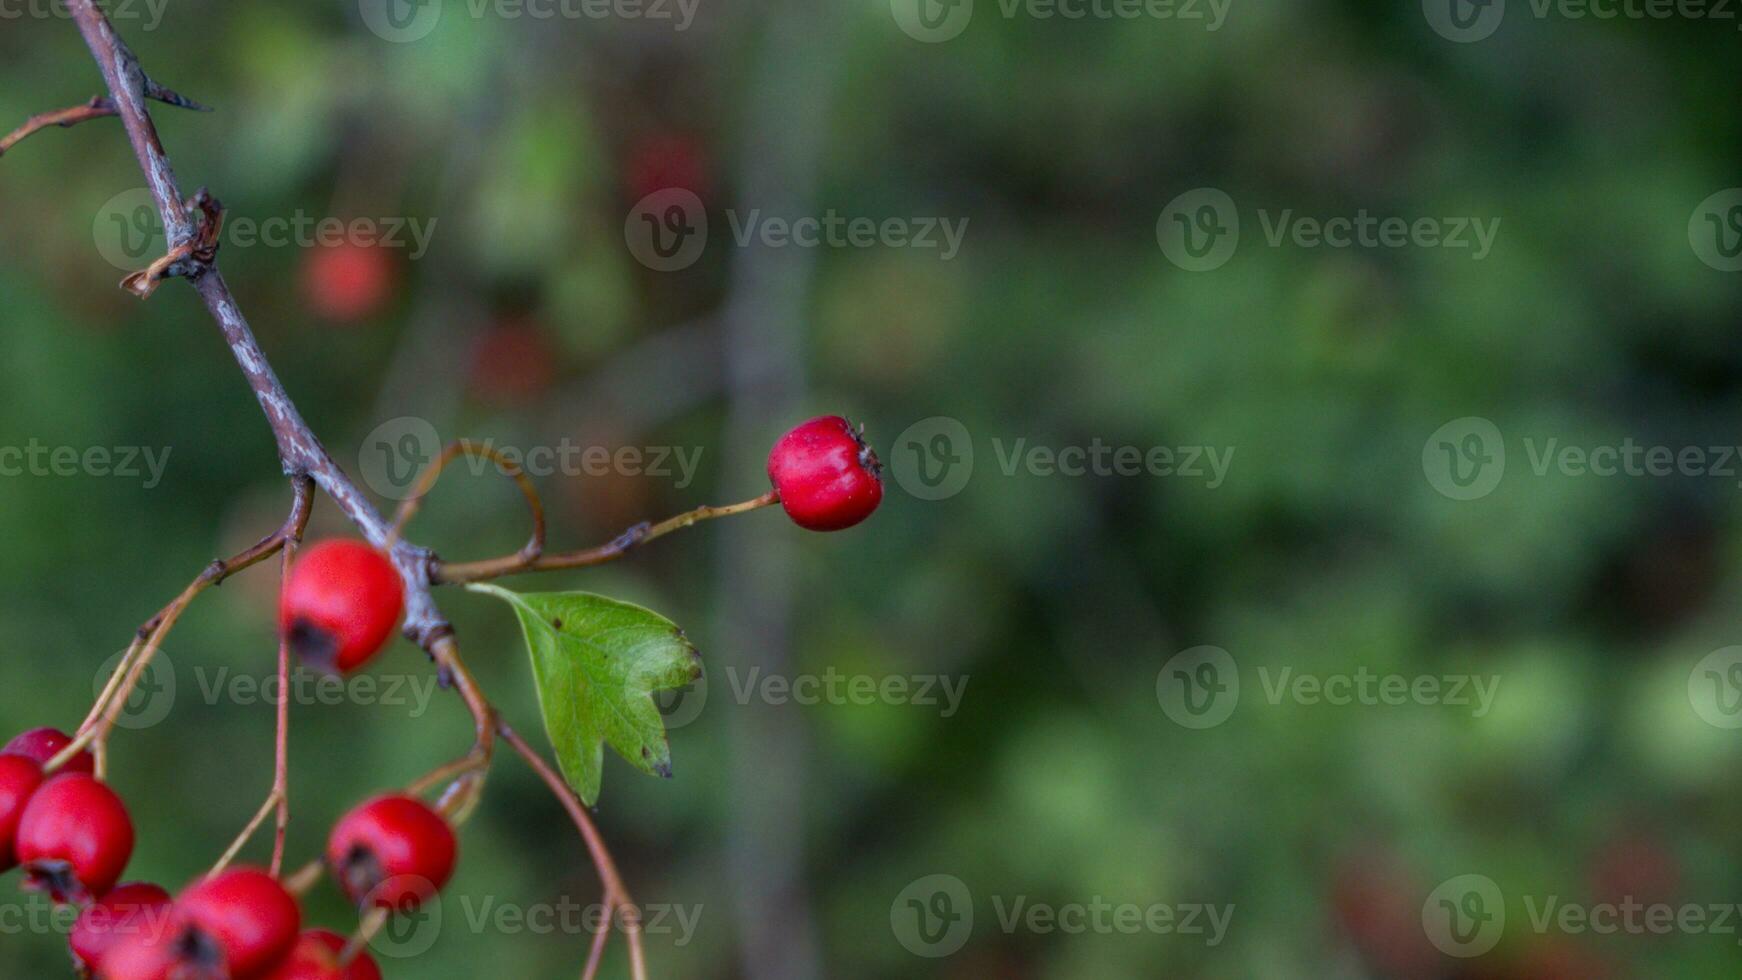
top-left (468, 584), bottom-right (700, 805)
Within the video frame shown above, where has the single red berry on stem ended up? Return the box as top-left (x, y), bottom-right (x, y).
top-left (767, 415), bottom-right (884, 531)
top-left (280, 540), bottom-right (405, 674)
top-left (263, 929), bottom-right (384, 980)
top-left (70, 882), bottom-right (174, 971)
top-left (175, 866), bottom-right (302, 977)
top-left (327, 794), bottom-right (457, 911)
top-left (0, 754), bottom-right (44, 872)
top-left (3, 727), bottom-right (95, 775)
top-left (16, 773), bottom-right (134, 902)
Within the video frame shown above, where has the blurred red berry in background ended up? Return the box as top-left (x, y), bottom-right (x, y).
top-left (624, 132), bottom-right (710, 202)
top-left (302, 242), bottom-right (396, 324)
top-left (467, 318), bottom-right (558, 406)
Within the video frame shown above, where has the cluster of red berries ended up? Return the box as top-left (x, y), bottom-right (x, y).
top-left (2, 725), bottom-right (456, 979)
top-left (0, 416), bottom-right (880, 977)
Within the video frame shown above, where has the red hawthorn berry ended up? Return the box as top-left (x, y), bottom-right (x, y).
top-left (327, 794), bottom-right (457, 911)
top-left (70, 882), bottom-right (174, 972)
top-left (0, 754), bottom-right (44, 872)
top-left (16, 773), bottom-right (134, 903)
top-left (766, 415), bottom-right (884, 531)
top-left (280, 540), bottom-right (405, 674)
top-left (94, 929), bottom-right (182, 980)
top-left (3, 727), bottom-right (95, 775)
top-left (175, 867), bottom-right (302, 978)
top-left (302, 241), bottom-right (396, 324)
top-left (262, 929), bottom-right (383, 980)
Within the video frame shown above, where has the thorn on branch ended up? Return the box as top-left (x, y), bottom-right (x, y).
top-left (143, 80), bottom-right (211, 114)
top-left (120, 189), bottom-right (223, 299)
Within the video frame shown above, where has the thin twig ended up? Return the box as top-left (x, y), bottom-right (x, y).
top-left (498, 722), bottom-right (646, 980)
top-left (0, 97), bottom-right (114, 158)
top-left (389, 439), bottom-right (547, 563)
top-left (0, 82), bottom-right (205, 159)
top-left (436, 490), bottom-right (779, 584)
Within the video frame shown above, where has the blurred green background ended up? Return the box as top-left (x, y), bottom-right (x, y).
top-left (4, 0), bottom-right (1742, 977)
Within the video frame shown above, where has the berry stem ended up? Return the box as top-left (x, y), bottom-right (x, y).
top-left (435, 490), bottom-right (780, 585)
top-left (61, 479), bottom-right (314, 777)
top-left (498, 721), bottom-right (647, 980)
top-left (388, 439), bottom-right (547, 562)
top-left (208, 788), bottom-right (283, 879)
